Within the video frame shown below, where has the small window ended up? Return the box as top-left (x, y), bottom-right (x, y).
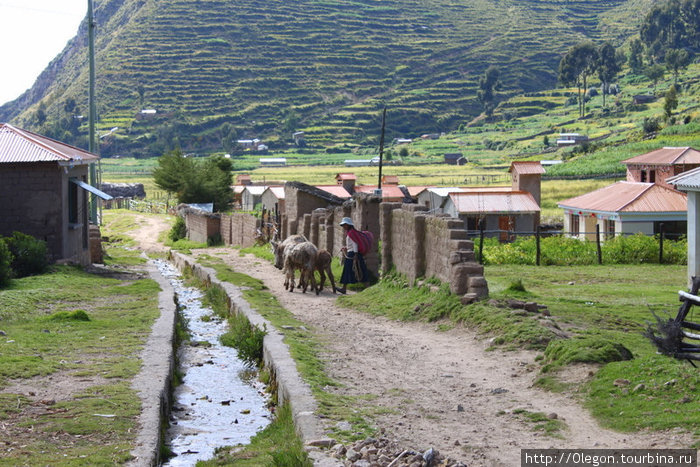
top-left (649, 170), bottom-right (656, 183)
top-left (640, 170), bottom-right (647, 182)
top-left (605, 219), bottom-right (615, 239)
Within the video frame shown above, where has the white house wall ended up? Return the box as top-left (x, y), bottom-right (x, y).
top-left (687, 191), bottom-right (700, 288)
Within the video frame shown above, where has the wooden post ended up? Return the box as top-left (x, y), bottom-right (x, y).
top-left (478, 220), bottom-right (485, 265)
top-left (659, 222), bottom-right (664, 264)
top-left (536, 225), bottom-right (541, 266)
top-left (596, 224), bottom-right (602, 265)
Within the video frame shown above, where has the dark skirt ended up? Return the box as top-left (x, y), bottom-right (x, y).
top-left (340, 251), bottom-right (368, 284)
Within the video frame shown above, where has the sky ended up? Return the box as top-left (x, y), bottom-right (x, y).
top-left (0, 0), bottom-right (86, 106)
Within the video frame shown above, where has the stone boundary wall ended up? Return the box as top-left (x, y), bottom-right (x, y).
top-left (220, 213), bottom-right (260, 248)
top-left (183, 208), bottom-right (221, 243)
top-left (169, 252), bottom-right (331, 460)
top-left (380, 203), bottom-right (488, 298)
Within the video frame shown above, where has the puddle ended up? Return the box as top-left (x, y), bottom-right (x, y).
top-left (155, 260), bottom-right (270, 466)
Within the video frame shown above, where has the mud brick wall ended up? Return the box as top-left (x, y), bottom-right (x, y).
top-left (184, 209), bottom-right (221, 243)
top-left (382, 203), bottom-right (488, 298)
top-left (221, 213), bottom-right (260, 248)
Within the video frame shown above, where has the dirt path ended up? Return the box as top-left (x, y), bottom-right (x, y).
top-left (191, 248), bottom-right (694, 466)
top-left (128, 214), bottom-right (171, 254)
top-left (122, 216), bottom-right (693, 465)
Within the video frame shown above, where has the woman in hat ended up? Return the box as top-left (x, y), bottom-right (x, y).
top-left (335, 217), bottom-right (368, 294)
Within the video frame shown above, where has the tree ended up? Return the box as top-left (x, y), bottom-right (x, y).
top-left (665, 48), bottom-right (691, 84)
top-left (664, 85), bottom-right (678, 119)
top-left (644, 64), bottom-right (665, 91)
top-left (628, 38), bottom-right (645, 73)
top-left (558, 42), bottom-right (599, 117)
top-left (597, 42), bottom-right (621, 109)
top-left (640, 0), bottom-right (700, 61)
top-left (35, 103), bottom-right (47, 126)
top-left (477, 66), bottom-right (501, 117)
top-left (154, 151), bottom-right (233, 212)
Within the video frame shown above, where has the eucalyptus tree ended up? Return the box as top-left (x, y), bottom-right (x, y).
top-left (558, 42), bottom-right (599, 117)
top-left (665, 48), bottom-right (691, 84)
top-left (597, 42), bottom-right (621, 109)
top-left (477, 66), bottom-right (501, 117)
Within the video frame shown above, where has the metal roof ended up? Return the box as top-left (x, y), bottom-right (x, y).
top-left (264, 186), bottom-right (286, 199)
top-left (0, 123), bottom-right (99, 164)
top-left (449, 191), bottom-right (540, 214)
top-left (622, 147), bottom-right (700, 166)
top-left (668, 166), bottom-right (700, 191)
top-left (316, 185), bottom-right (352, 198)
top-left (354, 185), bottom-right (406, 200)
top-left (558, 181), bottom-right (687, 213)
top-left (509, 161), bottom-right (545, 175)
top-left (335, 173), bottom-right (357, 181)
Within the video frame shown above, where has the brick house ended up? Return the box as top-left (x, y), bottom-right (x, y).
top-left (0, 123), bottom-right (110, 265)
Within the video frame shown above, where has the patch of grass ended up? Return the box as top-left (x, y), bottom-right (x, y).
top-left (46, 309), bottom-right (91, 321)
top-left (542, 336), bottom-right (633, 373)
top-left (199, 403), bottom-right (311, 466)
top-left (220, 312), bottom-right (267, 368)
top-left (512, 408), bottom-right (566, 438)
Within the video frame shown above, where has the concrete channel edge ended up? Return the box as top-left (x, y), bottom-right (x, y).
top-left (168, 251), bottom-right (335, 464)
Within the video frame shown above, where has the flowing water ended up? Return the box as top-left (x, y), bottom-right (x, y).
top-left (155, 260), bottom-right (271, 466)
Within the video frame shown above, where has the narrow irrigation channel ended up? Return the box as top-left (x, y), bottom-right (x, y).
top-left (155, 260), bottom-right (271, 466)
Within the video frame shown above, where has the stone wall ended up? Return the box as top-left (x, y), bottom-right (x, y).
top-left (380, 203), bottom-right (488, 299)
top-left (221, 213), bottom-right (260, 248)
top-left (184, 208), bottom-right (221, 243)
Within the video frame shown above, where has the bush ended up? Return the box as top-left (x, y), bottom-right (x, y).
top-left (169, 216), bottom-right (187, 242)
top-left (5, 231), bottom-right (48, 278)
top-left (0, 240), bottom-right (13, 287)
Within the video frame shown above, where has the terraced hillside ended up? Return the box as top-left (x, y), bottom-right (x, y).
top-left (0, 0), bottom-right (655, 156)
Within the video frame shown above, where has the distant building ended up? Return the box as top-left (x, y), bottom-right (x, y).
top-left (556, 133), bottom-right (588, 147)
top-left (633, 95), bottom-right (657, 105)
top-left (259, 158), bottom-right (286, 167)
top-left (344, 159), bottom-right (372, 167)
top-left (394, 138), bottom-right (412, 144)
top-left (444, 153), bottom-right (467, 165)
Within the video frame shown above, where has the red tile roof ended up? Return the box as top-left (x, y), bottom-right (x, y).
top-left (335, 172), bottom-right (357, 181)
top-left (622, 147), bottom-right (700, 166)
top-left (0, 123), bottom-right (99, 164)
top-left (558, 181), bottom-right (687, 213)
top-left (449, 191), bottom-right (540, 213)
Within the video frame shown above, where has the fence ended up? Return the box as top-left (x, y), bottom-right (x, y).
top-left (102, 197), bottom-right (171, 214)
top-left (472, 224), bottom-right (685, 266)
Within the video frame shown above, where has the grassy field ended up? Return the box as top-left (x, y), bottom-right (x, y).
top-left (0, 261), bottom-right (160, 464)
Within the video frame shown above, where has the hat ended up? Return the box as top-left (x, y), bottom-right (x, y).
top-left (339, 217), bottom-right (354, 227)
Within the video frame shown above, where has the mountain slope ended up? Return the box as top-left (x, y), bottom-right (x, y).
top-left (0, 0), bottom-right (655, 156)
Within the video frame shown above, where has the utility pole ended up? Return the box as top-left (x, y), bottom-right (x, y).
top-left (376, 107), bottom-right (386, 193)
top-left (88, 0), bottom-right (98, 222)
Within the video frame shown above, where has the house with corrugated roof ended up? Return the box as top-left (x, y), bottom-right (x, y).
top-left (0, 123), bottom-right (111, 265)
top-left (558, 147), bottom-right (699, 240)
top-left (261, 186), bottom-right (285, 214)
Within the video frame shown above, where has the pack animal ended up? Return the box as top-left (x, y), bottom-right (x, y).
top-left (282, 241), bottom-right (319, 294)
top-left (314, 249), bottom-right (336, 294)
top-left (271, 234), bottom-right (307, 270)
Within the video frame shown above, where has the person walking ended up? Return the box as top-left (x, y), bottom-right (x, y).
top-left (335, 217), bottom-right (368, 294)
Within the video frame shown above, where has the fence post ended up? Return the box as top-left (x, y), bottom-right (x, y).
top-left (659, 223), bottom-right (664, 264)
top-left (536, 225), bottom-right (541, 266)
top-left (596, 224), bottom-right (602, 265)
top-left (478, 220), bottom-right (485, 265)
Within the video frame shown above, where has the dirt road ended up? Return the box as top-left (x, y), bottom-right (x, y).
top-left (122, 215), bottom-right (693, 465)
top-left (190, 248), bottom-right (694, 466)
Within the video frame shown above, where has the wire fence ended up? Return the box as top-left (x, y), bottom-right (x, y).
top-left (471, 224), bottom-right (685, 266)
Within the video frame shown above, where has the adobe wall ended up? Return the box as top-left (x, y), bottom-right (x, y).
top-left (221, 213), bottom-right (260, 248)
top-left (381, 203), bottom-right (488, 298)
top-left (184, 208), bottom-right (221, 243)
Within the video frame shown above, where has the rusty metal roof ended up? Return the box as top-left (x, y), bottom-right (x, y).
top-left (0, 123), bottom-right (99, 164)
top-left (354, 184), bottom-right (406, 200)
top-left (316, 185), bottom-right (352, 199)
top-left (335, 172), bottom-right (357, 181)
top-left (558, 181), bottom-right (687, 213)
top-left (622, 147), bottom-right (700, 166)
top-left (449, 191), bottom-right (540, 214)
top-left (509, 161), bottom-right (545, 174)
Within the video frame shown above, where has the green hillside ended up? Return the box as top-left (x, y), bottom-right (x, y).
top-left (0, 0), bottom-right (655, 157)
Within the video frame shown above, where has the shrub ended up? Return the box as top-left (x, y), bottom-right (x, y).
top-left (5, 231), bottom-right (48, 278)
top-left (169, 216), bottom-right (187, 242)
top-left (0, 240), bottom-right (13, 287)
top-left (220, 312), bottom-right (267, 367)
